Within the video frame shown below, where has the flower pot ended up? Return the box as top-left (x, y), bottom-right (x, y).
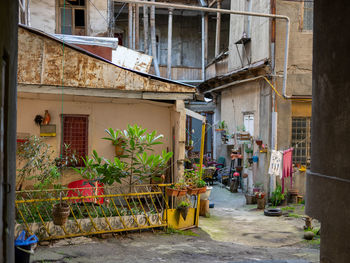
top-left (197, 186), bottom-right (207, 194)
top-left (242, 173), bottom-right (248, 179)
top-left (166, 188), bottom-right (179, 197)
top-left (256, 140), bottom-right (263, 146)
top-left (245, 194), bottom-right (257, 204)
top-left (115, 144), bottom-right (124, 157)
top-left (52, 202), bottom-right (70, 226)
top-left (257, 198), bottom-right (265, 209)
top-left (187, 187), bottom-right (199, 195)
top-left (177, 206), bottom-right (189, 220)
top-left (177, 189), bottom-right (188, 197)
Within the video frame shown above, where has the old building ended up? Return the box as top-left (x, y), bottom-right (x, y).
top-left (197, 0), bottom-right (313, 195)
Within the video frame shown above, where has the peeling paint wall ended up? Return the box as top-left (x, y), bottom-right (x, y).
top-left (17, 27), bottom-right (195, 94)
top-left (29, 0), bottom-right (56, 34)
top-left (17, 94), bottom-right (174, 187)
top-left (228, 0), bottom-right (270, 71)
top-left (28, 0), bottom-right (108, 36)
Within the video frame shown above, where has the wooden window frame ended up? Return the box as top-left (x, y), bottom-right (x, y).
top-left (56, 0), bottom-right (88, 35)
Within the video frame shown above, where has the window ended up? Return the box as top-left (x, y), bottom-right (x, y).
top-left (291, 117), bottom-right (311, 167)
top-left (243, 114), bottom-right (254, 136)
top-left (62, 115), bottom-right (88, 166)
top-left (303, 1), bottom-right (313, 31)
top-left (58, 0), bottom-right (86, 35)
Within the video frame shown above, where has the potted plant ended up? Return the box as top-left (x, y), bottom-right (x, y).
top-left (177, 201), bottom-right (191, 220)
top-left (166, 181), bottom-right (188, 197)
top-left (103, 128), bottom-right (126, 157)
top-left (52, 193), bottom-right (70, 226)
top-left (196, 179), bottom-right (207, 194)
top-left (255, 138), bottom-right (263, 146)
top-left (215, 120), bottom-right (228, 131)
top-left (270, 184), bottom-right (286, 206)
top-left (255, 191), bottom-right (266, 209)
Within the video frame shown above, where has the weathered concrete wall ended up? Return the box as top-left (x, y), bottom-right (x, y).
top-left (29, 0), bottom-right (56, 34)
top-left (17, 27), bottom-right (195, 94)
top-left (88, 0), bottom-right (108, 36)
top-left (275, 0), bottom-right (313, 96)
top-left (306, 1), bottom-right (350, 262)
top-left (17, 94), bottom-right (174, 186)
top-left (0, 0), bottom-right (18, 260)
top-left (228, 0), bottom-right (270, 71)
top-left (28, 0), bottom-right (108, 36)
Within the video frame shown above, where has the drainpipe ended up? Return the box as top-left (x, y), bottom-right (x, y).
top-left (117, 0), bottom-right (291, 98)
top-left (247, 0), bottom-right (253, 38)
top-left (167, 8), bottom-right (173, 79)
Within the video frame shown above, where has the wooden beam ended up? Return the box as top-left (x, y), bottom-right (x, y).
top-left (208, 0), bottom-right (217, 8)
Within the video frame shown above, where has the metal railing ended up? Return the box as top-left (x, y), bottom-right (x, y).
top-left (15, 184), bottom-right (170, 241)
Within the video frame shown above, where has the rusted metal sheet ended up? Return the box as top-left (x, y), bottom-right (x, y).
top-left (112, 45), bottom-right (152, 73)
top-left (17, 27), bottom-right (195, 94)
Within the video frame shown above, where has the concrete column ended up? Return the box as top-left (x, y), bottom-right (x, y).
top-left (175, 100), bottom-right (186, 181)
top-left (132, 4), bottom-right (136, 49)
top-left (135, 4), bottom-right (140, 50)
top-left (143, 1), bottom-right (149, 53)
top-left (215, 0), bottom-right (221, 57)
top-left (167, 8), bottom-right (173, 79)
top-left (150, 0), bottom-right (160, 76)
top-left (306, 1), bottom-right (350, 262)
top-left (128, 3), bottom-right (133, 48)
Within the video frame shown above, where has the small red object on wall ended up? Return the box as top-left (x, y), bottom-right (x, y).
top-left (42, 110), bottom-right (51, 125)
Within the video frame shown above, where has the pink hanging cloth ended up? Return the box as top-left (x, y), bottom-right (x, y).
top-left (282, 148), bottom-right (293, 193)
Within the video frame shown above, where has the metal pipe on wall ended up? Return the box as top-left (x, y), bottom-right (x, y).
top-left (201, 12), bottom-right (205, 81)
top-left (150, 0), bottom-right (160, 76)
top-left (215, 0), bottom-right (221, 57)
top-left (167, 8), bottom-right (173, 79)
top-left (116, 0), bottom-right (292, 98)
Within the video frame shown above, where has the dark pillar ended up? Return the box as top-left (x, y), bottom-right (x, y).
top-left (306, 1), bottom-right (350, 262)
top-left (0, 0), bottom-right (18, 262)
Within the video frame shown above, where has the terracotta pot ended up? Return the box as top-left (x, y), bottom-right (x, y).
top-left (242, 173), bottom-right (248, 178)
top-left (197, 186), bottom-right (207, 194)
top-left (256, 140), bottom-right (263, 146)
top-left (166, 188), bottom-right (179, 197)
top-left (115, 144), bottom-right (124, 157)
top-left (177, 189), bottom-right (188, 197)
top-left (245, 194), bottom-right (257, 205)
top-left (52, 202), bottom-right (70, 226)
top-left (187, 187), bottom-right (199, 195)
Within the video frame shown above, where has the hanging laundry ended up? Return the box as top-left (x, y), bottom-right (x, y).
top-left (282, 148), bottom-right (294, 193)
top-left (268, 150), bottom-right (283, 178)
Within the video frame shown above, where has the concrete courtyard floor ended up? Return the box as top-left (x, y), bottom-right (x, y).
top-left (31, 185), bottom-right (320, 263)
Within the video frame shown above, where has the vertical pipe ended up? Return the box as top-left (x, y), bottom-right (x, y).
top-left (150, 0), bottom-right (160, 76)
top-left (201, 12), bottom-right (205, 81)
top-left (204, 13), bottom-right (208, 67)
top-left (195, 120), bottom-right (206, 227)
top-left (215, 0), bottom-right (221, 57)
top-left (167, 8), bottom-right (173, 79)
top-left (132, 4), bottom-right (136, 49)
top-left (247, 0), bottom-right (253, 37)
top-left (128, 3), bottom-right (133, 48)
top-left (135, 4), bottom-right (140, 50)
top-left (143, 1), bottom-right (149, 53)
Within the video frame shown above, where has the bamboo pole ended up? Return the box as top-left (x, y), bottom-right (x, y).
top-left (150, 0), bottom-right (160, 76)
top-left (167, 8), bottom-right (174, 79)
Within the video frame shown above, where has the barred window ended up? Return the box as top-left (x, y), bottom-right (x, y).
top-left (62, 115), bottom-right (88, 167)
top-left (303, 1), bottom-right (314, 31)
top-left (291, 117), bottom-right (311, 167)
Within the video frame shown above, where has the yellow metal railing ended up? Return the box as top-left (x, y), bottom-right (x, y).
top-left (15, 184), bottom-right (170, 241)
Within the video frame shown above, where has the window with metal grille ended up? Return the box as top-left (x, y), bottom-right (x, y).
top-left (303, 1), bottom-right (314, 31)
top-left (291, 117), bottom-right (311, 167)
top-left (62, 115), bottom-right (88, 167)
